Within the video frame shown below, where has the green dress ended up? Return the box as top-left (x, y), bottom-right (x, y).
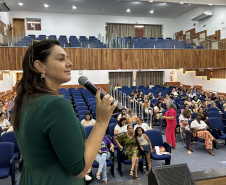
top-left (115, 133), bottom-right (142, 159)
top-left (14, 95), bottom-right (86, 185)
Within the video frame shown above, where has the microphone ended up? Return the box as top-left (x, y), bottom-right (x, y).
top-left (78, 76), bottom-right (120, 111)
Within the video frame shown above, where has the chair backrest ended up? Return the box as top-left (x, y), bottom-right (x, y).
top-left (1, 132), bottom-right (20, 153)
top-left (208, 111), bottom-right (221, 118)
top-left (85, 125), bottom-right (93, 139)
top-left (0, 142), bottom-right (14, 168)
top-left (132, 123), bottom-right (137, 128)
top-left (162, 110), bottom-right (167, 116)
top-left (208, 117), bottom-right (224, 131)
top-left (191, 113), bottom-right (196, 120)
top-left (109, 123), bottom-right (117, 137)
top-left (208, 107), bottom-right (219, 112)
top-left (109, 118), bottom-right (117, 124)
top-left (145, 130), bottom-right (163, 149)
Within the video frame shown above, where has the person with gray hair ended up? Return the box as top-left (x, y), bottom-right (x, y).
top-left (162, 100), bottom-right (177, 149)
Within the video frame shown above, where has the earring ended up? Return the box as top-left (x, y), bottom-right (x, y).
top-left (41, 73), bottom-right (45, 81)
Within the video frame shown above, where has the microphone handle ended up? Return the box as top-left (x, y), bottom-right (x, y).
top-left (84, 81), bottom-right (120, 112)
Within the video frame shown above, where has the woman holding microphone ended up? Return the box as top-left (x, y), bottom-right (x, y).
top-left (12, 39), bottom-right (117, 185)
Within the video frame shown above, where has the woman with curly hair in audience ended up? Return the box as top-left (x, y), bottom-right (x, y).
top-left (117, 108), bottom-right (128, 121)
top-left (115, 125), bottom-right (142, 180)
top-left (184, 97), bottom-right (192, 107)
top-left (198, 108), bottom-right (208, 123)
top-left (192, 96), bottom-right (201, 106)
top-left (199, 100), bottom-right (207, 112)
top-left (163, 100), bottom-right (177, 149)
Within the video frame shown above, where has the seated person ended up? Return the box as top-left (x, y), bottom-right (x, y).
top-left (199, 100), bottom-right (207, 112)
top-left (113, 117), bottom-right (128, 146)
top-left (134, 117), bottom-right (151, 131)
top-left (200, 91), bottom-right (207, 99)
top-left (149, 82), bottom-right (154, 89)
top-left (115, 84), bottom-right (121, 90)
top-left (95, 136), bottom-right (114, 184)
top-left (81, 112), bottom-right (96, 127)
top-left (0, 100), bottom-right (10, 120)
top-left (134, 88), bottom-right (140, 97)
top-left (198, 108), bottom-right (208, 123)
top-left (192, 96), bottom-right (201, 105)
top-left (138, 91), bottom-right (144, 102)
top-left (0, 112), bottom-right (10, 135)
top-left (191, 114), bottom-right (221, 156)
top-left (156, 92), bottom-right (164, 101)
top-left (184, 97), bottom-right (192, 107)
top-left (179, 109), bottom-right (191, 143)
top-left (192, 103), bottom-right (199, 113)
top-left (117, 108), bottom-right (128, 121)
top-left (178, 91), bottom-right (186, 100)
top-left (171, 88), bottom-right (178, 97)
top-left (207, 97), bottom-right (213, 105)
top-left (147, 92), bottom-right (155, 100)
top-left (154, 101), bottom-right (164, 119)
top-left (115, 125), bottom-right (142, 180)
top-left (135, 127), bottom-right (153, 174)
top-left (142, 98), bottom-right (151, 114)
top-left (126, 109), bottom-right (137, 125)
top-left (193, 87), bottom-right (199, 94)
top-left (181, 103), bottom-right (192, 113)
top-left (211, 93), bottom-right (218, 101)
top-left (163, 94), bottom-right (171, 103)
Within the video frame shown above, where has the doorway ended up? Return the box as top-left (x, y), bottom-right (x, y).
top-left (12, 18), bottom-right (25, 37)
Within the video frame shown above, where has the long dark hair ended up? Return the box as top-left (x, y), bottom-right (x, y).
top-left (135, 127), bottom-right (144, 138)
top-left (12, 40), bottom-right (61, 131)
top-left (118, 117), bottom-right (127, 127)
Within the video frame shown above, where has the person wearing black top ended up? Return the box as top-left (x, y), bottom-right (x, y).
top-left (156, 92), bottom-right (164, 100)
top-left (198, 108), bottom-right (208, 123)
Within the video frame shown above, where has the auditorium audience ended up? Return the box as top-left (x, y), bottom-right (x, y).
top-left (171, 88), bottom-right (178, 97)
top-left (154, 101), bottom-right (164, 119)
top-left (207, 97), bottom-right (213, 105)
top-left (211, 93), bottom-right (218, 101)
top-left (199, 91), bottom-right (208, 99)
top-left (0, 100), bottom-right (10, 120)
top-left (117, 108), bottom-right (128, 121)
top-left (199, 100), bottom-right (207, 112)
top-left (149, 82), bottom-right (154, 89)
top-left (163, 94), bottom-right (171, 103)
top-left (198, 108), bottom-right (208, 123)
top-left (163, 101), bottom-right (177, 149)
top-left (192, 104), bottom-right (199, 113)
top-left (179, 109), bottom-right (191, 143)
top-left (184, 97), bottom-right (192, 107)
top-left (142, 98), bottom-right (151, 114)
top-left (115, 125), bottom-right (142, 180)
top-left (115, 84), bottom-right (121, 90)
top-left (81, 112), bottom-right (96, 127)
top-left (135, 127), bottom-right (153, 174)
top-left (193, 87), bottom-right (199, 95)
top-left (191, 114), bottom-right (221, 156)
top-left (95, 135), bottom-right (114, 184)
top-left (134, 117), bottom-right (151, 132)
top-left (156, 92), bottom-right (164, 100)
top-left (147, 92), bottom-right (155, 100)
top-left (0, 112), bottom-right (10, 135)
top-left (135, 88), bottom-right (140, 96)
top-left (114, 117), bottom-right (128, 136)
top-left (126, 109), bottom-right (137, 125)
top-left (192, 96), bottom-right (201, 105)
top-left (178, 91), bottom-right (186, 100)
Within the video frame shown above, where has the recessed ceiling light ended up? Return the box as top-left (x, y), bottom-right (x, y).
top-left (72, 5), bottom-right (77, 9)
top-left (150, 10), bottom-right (154, 14)
top-left (18, 2), bottom-right (23, 6)
top-left (149, 0), bottom-right (153, 2)
top-left (44, 4), bottom-right (49, 8)
top-left (163, 3), bottom-right (166, 5)
top-left (126, 9), bottom-right (130, 13)
top-left (208, 4), bottom-right (213, 6)
top-left (180, 2), bottom-right (184, 4)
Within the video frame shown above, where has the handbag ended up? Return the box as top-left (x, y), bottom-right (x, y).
top-left (120, 148), bottom-right (128, 160)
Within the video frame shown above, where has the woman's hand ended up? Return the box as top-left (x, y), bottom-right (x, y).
top-left (119, 145), bottom-right (123, 149)
top-left (98, 150), bottom-right (102, 154)
top-left (162, 116), bottom-right (166, 119)
top-left (95, 88), bottom-right (117, 125)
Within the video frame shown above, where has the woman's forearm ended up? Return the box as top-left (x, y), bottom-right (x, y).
top-left (77, 122), bottom-right (108, 178)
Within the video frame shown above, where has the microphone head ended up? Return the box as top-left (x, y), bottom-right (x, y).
top-left (78, 76), bottom-right (88, 86)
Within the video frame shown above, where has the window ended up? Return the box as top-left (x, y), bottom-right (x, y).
top-left (26, 18), bottom-right (41, 31)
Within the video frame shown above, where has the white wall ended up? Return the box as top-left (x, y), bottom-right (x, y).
top-left (0, 71), bottom-right (14, 92)
top-left (10, 11), bottom-right (176, 39)
top-left (175, 69), bottom-right (226, 93)
top-left (0, 12), bottom-right (11, 25)
top-left (176, 6), bottom-right (226, 39)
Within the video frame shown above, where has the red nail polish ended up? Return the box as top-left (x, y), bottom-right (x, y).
top-left (98, 87), bottom-right (100, 90)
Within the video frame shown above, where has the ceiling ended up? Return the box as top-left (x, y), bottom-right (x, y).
top-left (2, 0), bottom-right (222, 18)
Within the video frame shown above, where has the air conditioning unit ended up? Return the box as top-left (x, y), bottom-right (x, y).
top-left (0, 2), bottom-right (10, 12)
top-left (191, 10), bottom-right (213, 21)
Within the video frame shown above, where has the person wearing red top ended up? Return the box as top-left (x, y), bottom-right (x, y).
top-left (163, 100), bottom-right (177, 149)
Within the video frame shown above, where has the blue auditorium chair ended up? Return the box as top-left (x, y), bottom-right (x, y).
top-left (208, 111), bottom-right (221, 118)
top-left (48, 35), bottom-right (57, 40)
top-left (145, 130), bottom-right (171, 165)
top-left (0, 142), bottom-right (16, 185)
top-left (208, 117), bottom-right (226, 144)
top-left (208, 107), bottom-right (219, 112)
top-left (1, 132), bottom-right (20, 160)
top-left (196, 46), bottom-right (204, 49)
top-left (85, 125), bottom-right (93, 139)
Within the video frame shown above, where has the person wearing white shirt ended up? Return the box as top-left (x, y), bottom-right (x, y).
top-left (81, 112), bottom-right (96, 128)
top-left (134, 117), bottom-right (151, 132)
top-left (149, 82), bottom-right (154, 89)
top-left (171, 88), bottom-right (178, 97)
top-left (191, 113), bottom-right (220, 156)
top-left (114, 117), bottom-right (128, 135)
top-left (117, 108), bottom-right (128, 121)
top-left (0, 112), bottom-right (11, 135)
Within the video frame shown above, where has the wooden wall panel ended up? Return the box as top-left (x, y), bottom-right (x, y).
top-left (59, 84), bottom-right (109, 93)
top-left (1, 48), bottom-right (226, 70)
